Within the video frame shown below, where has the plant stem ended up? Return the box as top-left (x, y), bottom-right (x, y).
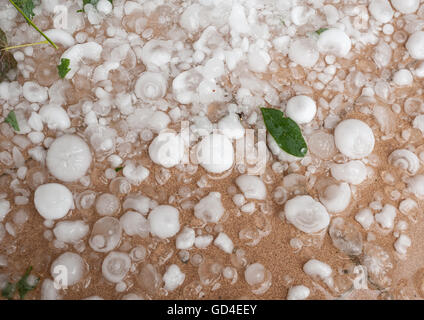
top-left (2, 40), bottom-right (49, 51)
top-left (8, 0), bottom-right (58, 49)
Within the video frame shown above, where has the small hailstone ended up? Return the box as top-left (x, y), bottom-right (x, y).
top-left (289, 38), bottom-right (319, 68)
top-left (369, 0), bottom-right (394, 23)
top-left (28, 112), bottom-right (43, 131)
top-left (285, 95), bottom-right (317, 124)
top-left (334, 119), bottom-right (375, 159)
top-left (406, 31), bottom-right (424, 60)
top-left (41, 279), bottom-right (62, 300)
top-left (102, 251), bottom-right (131, 283)
top-left (39, 104), bottom-right (71, 131)
top-left (195, 133), bottom-right (234, 173)
top-left (122, 163), bottom-right (149, 185)
top-left (194, 192), bottom-right (225, 223)
top-left (61, 42), bottom-right (103, 79)
top-left (248, 47), bottom-right (271, 73)
top-left (95, 193), bottom-right (120, 216)
top-left (97, 0), bottom-right (113, 14)
top-left (214, 232), bottom-right (234, 254)
top-left (355, 208), bottom-right (374, 230)
top-left (291, 6), bottom-right (315, 26)
top-left (287, 285), bottom-right (310, 300)
top-left (394, 235), bottom-right (411, 255)
top-left (317, 28), bottom-right (351, 57)
top-left (34, 183), bottom-right (74, 220)
top-left (0, 200), bottom-right (11, 222)
top-left (149, 132), bottom-right (184, 168)
top-left (240, 202), bottom-right (255, 214)
top-left (148, 205), bottom-right (180, 239)
top-left (232, 194), bottom-right (246, 207)
top-left (235, 175), bottom-right (267, 200)
top-left (303, 259), bottom-right (332, 280)
top-left (407, 175), bottom-right (424, 198)
top-left (176, 227), bottom-right (195, 250)
top-left (22, 81), bottom-right (48, 103)
top-left (53, 220), bottom-right (89, 243)
top-left (218, 113), bottom-right (245, 140)
top-left (163, 264), bottom-right (185, 291)
top-left (375, 204), bottom-right (397, 229)
top-left (120, 211), bottom-right (150, 238)
top-left (195, 235), bottom-right (214, 249)
top-left (284, 195), bottom-right (330, 234)
top-left (330, 160), bottom-right (367, 185)
top-left (51, 252), bottom-right (86, 286)
top-left (46, 135), bottom-right (92, 182)
top-left (391, 0), bottom-right (419, 14)
top-left (319, 183), bottom-right (351, 213)
top-left (393, 69), bottom-right (413, 86)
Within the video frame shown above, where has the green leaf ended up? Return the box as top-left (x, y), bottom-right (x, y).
top-left (14, 0), bottom-right (35, 20)
top-left (16, 266), bottom-right (39, 300)
top-left (1, 282), bottom-right (16, 300)
top-left (5, 111), bottom-right (20, 132)
top-left (0, 28), bottom-right (18, 82)
top-left (315, 27), bottom-right (328, 35)
top-left (260, 107), bottom-right (308, 158)
top-left (57, 58), bottom-right (71, 79)
top-left (78, 0), bottom-right (113, 12)
top-left (115, 166), bottom-right (123, 172)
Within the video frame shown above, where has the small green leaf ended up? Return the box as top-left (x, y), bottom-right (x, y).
top-left (57, 58), bottom-right (71, 79)
top-left (115, 166), bottom-right (123, 172)
top-left (14, 0), bottom-right (35, 20)
top-left (0, 28), bottom-right (18, 82)
top-left (261, 107), bottom-right (308, 158)
top-left (16, 266), bottom-right (39, 300)
top-left (5, 111), bottom-right (20, 132)
top-left (1, 282), bottom-right (16, 300)
top-left (315, 27), bottom-right (328, 35)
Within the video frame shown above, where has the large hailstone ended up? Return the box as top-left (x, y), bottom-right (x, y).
top-left (194, 192), bottom-right (225, 223)
top-left (235, 175), bottom-right (267, 200)
top-left (319, 182), bottom-right (351, 213)
top-left (53, 220), bottom-right (89, 243)
top-left (285, 95), bottom-right (317, 124)
top-left (102, 251), bottom-right (131, 283)
top-left (391, 0), bottom-right (419, 14)
top-left (317, 28), bottom-right (351, 57)
top-left (406, 31), bottom-right (424, 60)
top-left (369, 0), bottom-right (394, 24)
top-left (334, 119), bottom-right (375, 159)
top-left (134, 72), bottom-right (168, 101)
top-left (148, 132), bottom-right (184, 168)
top-left (50, 252), bottom-right (87, 287)
top-left (284, 195), bottom-right (330, 233)
top-left (288, 38), bottom-right (319, 68)
top-left (34, 183), bottom-right (74, 220)
top-left (148, 205), bottom-right (180, 239)
top-left (330, 160), bottom-right (367, 185)
top-left (46, 134), bottom-right (92, 182)
top-left (195, 133), bottom-right (234, 173)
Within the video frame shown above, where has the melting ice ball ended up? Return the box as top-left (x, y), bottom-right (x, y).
top-left (391, 0), bottom-right (419, 14)
top-left (102, 251), bottom-right (131, 283)
top-left (334, 119), bottom-right (375, 159)
top-left (51, 252), bottom-right (87, 286)
top-left (235, 175), bottom-right (267, 200)
top-left (46, 134), bottom-right (92, 182)
top-left (319, 182), bottom-right (351, 213)
top-left (287, 285), bottom-right (310, 300)
top-left (89, 217), bottom-right (122, 252)
top-left (317, 28), bottom-right (351, 57)
top-left (149, 132), bottom-right (184, 168)
top-left (406, 31), bottom-right (424, 60)
top-left (34, 183), bottom-right (73, 220)
top-left (195, 133), bottom-right (234, 173)
top-left (285, 95), bottom-right (317, 124)
top-left (284, 195), bottom-right (330, 234)
top-left (244, 263), bottom-right (272, 295)
top-left (148, 205), bottom-right (180, 239)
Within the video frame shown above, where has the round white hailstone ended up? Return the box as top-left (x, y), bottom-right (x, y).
top-left (369, 0), bottom-right (394, 23)
top-left (148, 205), bottom-right (180, 239)
top-left (46, 134), bottom-right (92, 182)
top-left (406, 31), bottom-right (424, 60)
top-left (203, 58), bottom-right (225, 78)
top-left (393, 69), bottom-right (413, 86)
top-left (235, 175), bottom-right (267, 200)
top-left (388, 149), bottom-right (419, 175)
top-left (122, 163), bottom-right (150, 186)
top-left (123, 194), bottom-right (151, 215)
top-left (194, 192), bottom-right (225, 223)
top-left (102, 251), bottom-right (131, 283)
top-left (214, 232), bottom-right (234, 254)
top-left (287, 285), bottom-right (310, 300)
top-left (330, 161), bottom-right (367, 185)
top-left (267, 133), bottom-right (303, 162)
top-left (196, 133), bottom-right (234, 173)
top-left (285, 95), bottom-right (317, 124)
top-left (95, 193), bottom-right (120, 216)
top-left (141, 39), bottom-right (172, 70)
top-left (120, 211), bottom-right (150, 238)
top-left (319, 183), bottom-right (351, 213)
top-left (391, 0), bottom-right (419, 13)
top-left (218, 113), bottom-right (245, 140)
top-left (291, 6), bottom-right (314, 26)
top-left (355, 208), bottom-right (374, 230)
top-left (89, 217), bottom-right (122, 253)
top-left (244, 263), bottom-right (266, 286)
top-left (41, 279), bottom-right (62, 300)
top-left (195, 235), bottom-right (214, 249)
top-left (53, 220), bottom-right (89, 243)
top-left (284, 195), bottom-right (330, 234)
top-left (96, 0), bottom-right (113, 14)
top-left (394, 235), bottom-right (411, 255)
top-left (134, 72), bottom-right (168, 101)
top-left (61, 42), bottom-right (102, 79)
top-left (317, 28), bottom-right (351, 57)
top-left (375, 204), bottom-right (397, 229)
top-left (248, 48), bottom-right (271, 73)
top-left (149, 132), bottom-right (184, 168)
top-left (148, 111), bottom-right (171, 133)
top-left (22, 81), bottom-right (48, 103)
top-left (334, 119), bottom-right (375, 159)
top-left (303, 259), bottom-right (332, 280)
top-left (176, 227), bottom-right (195, 250)
top-left (39, 104), bottom-right (71, 131)
top-left (34, 183), bottom-right (73, 220)
top-left (407, 175), bottom-right (424, 198)
top-left (50, 252), bottom-right (86, 286)
top-left (288, 38), bottom-right (319, 68)
top-left (163, 264), bottom-right (185, 292)
top-left (172, 67), bottom-right (203, 104)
